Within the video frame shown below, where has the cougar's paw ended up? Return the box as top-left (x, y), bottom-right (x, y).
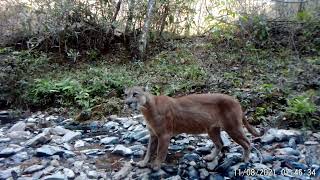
top-left (203, 154), bottom-right (214, 161)
top-left (136, 160), bottom-right (148, 168)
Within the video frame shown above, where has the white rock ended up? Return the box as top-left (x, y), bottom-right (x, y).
top-left (112, 145), bottom-right (133, 156)
top-left (62, 131), bottom-right (81, 143)
top-left (50, 126), bottom-right (70, 136)
top-left (63, 168), bottom-right (75, 179)
top-left (74, 140), bottom-right (86, 149)
top-left (100, 137), bottom-right (119, 145)
top-left (23, 164), bottom-right (45, 174)
top-left (8, 121), bottom-right (26, 132)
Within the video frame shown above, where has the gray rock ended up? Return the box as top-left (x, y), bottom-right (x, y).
top-left (0, 166), bottom-right (20, 179)
top-left (261, 128), bottom-right (302, 144)
top-left (74, 140), bottom-right (85, 149)
top-left (104, 121), bottom-right (119, 130)
top-left (23, 164), bottom-right (45, 174)
top-left (80, 149), bottom-right (100, 155)
top-left (113, 162), bottom-right (132, 180)
top-left (288, 137), bottom-right (297, 148)
top-left (12, 152), bottom-right (29, 163)
top-left (199, 168), bottom-right (209, 179)
top-left (164, 175), bottom-right (181, 180)
top-left (169, 144), bottom-right (184, 151)
top-left (100, 137), bottom-right (119, 145)
top-left (50, 126), bottom-right (70, 135)
top-left (0, 137), bottom-right (11, 143)
top-left (87, 170), bottom-right (100, 179)
top-left (74, 172), bottom-right (88, 180)
top-left (305, 141), bottom-right (319, 145)
top-left (221, 131), bottom-right (232, 146)
top-left (25, 132), bottom-right (50, 147)
top-left (36, 145), bottom-right (74, 157)
top-left (8, 121), bottom-right (26, 132)
top-left (42, 172), bottom-right (66, 180)
top-left (63, 168), bottom-right (75, 179)
top-left (183, 153), bottom-right (201, 162)
top-left (206, 159), bottom-right (219, 171)
top-left (276, 147), bottom-right (300, 156)
top-left (8, 131), bottom-right (31, 139)
top-left (112, 145), bottom-right (133, 156)
top-left (195, 147), bottom-right (212, 155)
top-left (187, 166), bottom-right (199, 179)
top-left (0, 147), bottom-right (16, 157)
top-left (305, 144), bottom-right (320, 165)
top-left (137, 134), bottom-right (150, 144)
top-left (175, 138), bottom-right (190, 145)
top-left (62, 131), bottom-right (81, 143)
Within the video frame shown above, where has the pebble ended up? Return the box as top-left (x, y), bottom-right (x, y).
top-left (100, 136), bottom-right (119, 145)
top-left (25, 132), bottom-right (50, 147)
top-left (62, 131), bottom-right (81, 143)
top-left (206, 159), bottom-right (219, 171)
top-left (112, 145), bottom-right (133, 156)
top-left (42, 172), bottom-right (66, 180)
top-left (23, 164), bottom-right (45, 174)
top-left (63, 168), bottom-right (75, 179)
top-left (7, 121), bottom-right (26, 132)
top-left (74, 140), bottom-right (86, 149)
top-left (0, 147), bottom-right (17, 157)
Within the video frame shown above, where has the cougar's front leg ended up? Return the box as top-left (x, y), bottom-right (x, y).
top-left (137, 132), bottom-right (158, 168)
top-left (151, 134), bottom-right (171, 170)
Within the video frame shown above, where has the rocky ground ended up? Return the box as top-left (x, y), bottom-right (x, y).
top-left (0, 110), bottom-right (319, 180)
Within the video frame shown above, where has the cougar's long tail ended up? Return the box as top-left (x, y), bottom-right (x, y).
top-left (242, 116), bottom-right (264, 137)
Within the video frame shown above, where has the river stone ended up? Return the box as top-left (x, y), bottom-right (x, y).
top-left (206, 159), bottom-right (219, 171)
top-left (23, 164), bottom-right (45, 174)
top-left (50, 126), bottom-right (70, 135)
top-left (87, 170), bottom-right (100, 179)
top-left (12, 152), bottom-right (29, 163)
top-left (0, 147), bottom-right (16, 157)
top-left (164, 175), bottom-right (181, 180)
top-left (113, 162), bottom-right (132, 180)
top-left (0, 166), bottom-right (20, 179)
top-left (8, 121), bottom-right (26, 132)
top-left (8, 131), bottom-right (31, 139)
top-left (183, 153), bottom-right (201, 162)
top-left (42, 172), bottom-right (66, 180)
top-left (74, 140), bottom-right (85, 149)
top-left (199, 168), bottom-right (209, 179)
top-left (36, 145), bottom-right (67, 157)
top-left (276, 147), bottom-right (300, 156)
top-left (25, 132), bottom-right (50, 147)
top-left (0, 137), bottom-right (11, 143)
top-left (104, 121), bottom-right (119, 130)
top-left (63, 168), bottom-right (75, 179)
top-left (112, 145), bottom-right (132, 156)
top-left (62, 131), bottom-right (81, 143)
top-left (187, 166), bottom-right (199, 179)
top-left (100, 137), bottom-right (119, 145)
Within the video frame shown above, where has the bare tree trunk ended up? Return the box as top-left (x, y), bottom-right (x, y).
top-left (112, 0), bottom-right (122, 24)
top-left (138, 0), bottom-right (155, 60)
top-left (159, 2), bottom-right (169, 38)
top-left (125, 0), bottom-right (135, 35)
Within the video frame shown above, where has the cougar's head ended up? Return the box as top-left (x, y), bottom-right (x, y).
top-left (124, 86), bottom-right (149, 111)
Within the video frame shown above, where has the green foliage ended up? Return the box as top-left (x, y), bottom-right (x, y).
top-left (25, 67), bottom-right (136, 109)
top-left (67, 49), bottom-right (80, 63)
top-left (286, 95), bottom-right (316, 118)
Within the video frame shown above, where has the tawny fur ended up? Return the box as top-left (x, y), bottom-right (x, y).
top-left (124, 86), bottom-right (263, 170)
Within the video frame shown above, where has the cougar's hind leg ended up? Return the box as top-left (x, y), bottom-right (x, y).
top-left (226, 127), bottom-right (251, 162)
top-left (204, 127), bottom-right (223, 161)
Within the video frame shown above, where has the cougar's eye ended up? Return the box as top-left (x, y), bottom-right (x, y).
top-left (133, 92), bottom-right (138, 97)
